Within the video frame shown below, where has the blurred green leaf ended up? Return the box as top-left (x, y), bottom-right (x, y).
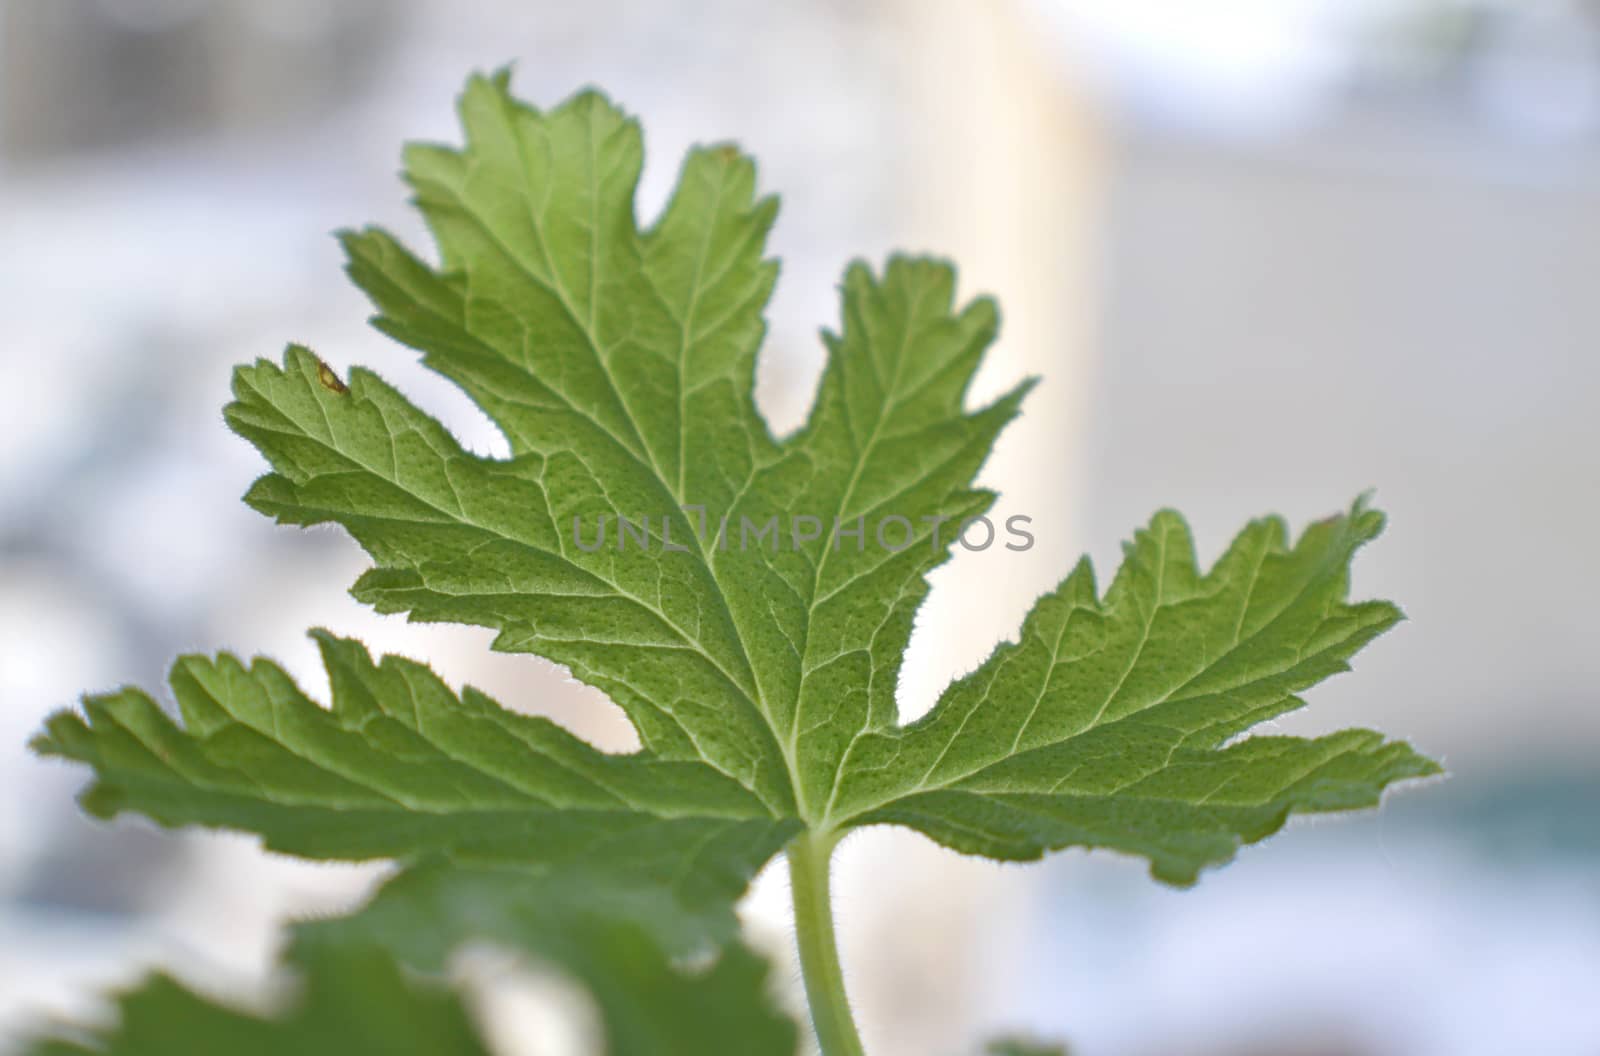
top-left (22, 947), bottom-right (491, 1056)
top-left (984, 1039), bottom-right (1070, 1056)
top-left (297, 866), bottom-right (798, 1056)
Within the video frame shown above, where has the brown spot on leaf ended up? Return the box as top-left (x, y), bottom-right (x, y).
top-left (316, 359), bottom-right (349, 395)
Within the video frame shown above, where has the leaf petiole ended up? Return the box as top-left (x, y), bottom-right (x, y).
top-left (788, 829), bottom-right (866, 1056)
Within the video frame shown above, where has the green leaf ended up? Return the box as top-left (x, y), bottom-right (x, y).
top-left (21, 946), bottom-right (492, 1056)
top-left (23, 934), bottom-right (797, 1056)
top-left (294, 866), bottom-right (799, 1056)
top-left (34, 71), bottom-right (1436, 908)
top-left (983, 1040), bottom-right (1070, 1056)
top-left (829, 496), bottom-right (1441, 884)
top-left (34, 630), bottom-right (791, 953)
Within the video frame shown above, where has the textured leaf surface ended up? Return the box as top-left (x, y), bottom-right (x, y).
top-left (35, 630), bottom-right (789, 952)
top-left (829, 498), bottom-right (1440, 883)
top-left (22, 947), bottom-right (491, 1056)
top-left (35, 71), bottom-right (1436, 903)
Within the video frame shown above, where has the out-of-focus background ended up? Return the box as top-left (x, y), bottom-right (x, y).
top-left (1, 1), bottom-right (1597, 1053)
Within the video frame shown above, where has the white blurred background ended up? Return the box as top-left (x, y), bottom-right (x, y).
top-left (1, 1), bottom-right (1597, 1054)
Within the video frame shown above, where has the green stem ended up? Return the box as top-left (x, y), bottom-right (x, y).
top-left (788, 829), bottom-right (866, 1056)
